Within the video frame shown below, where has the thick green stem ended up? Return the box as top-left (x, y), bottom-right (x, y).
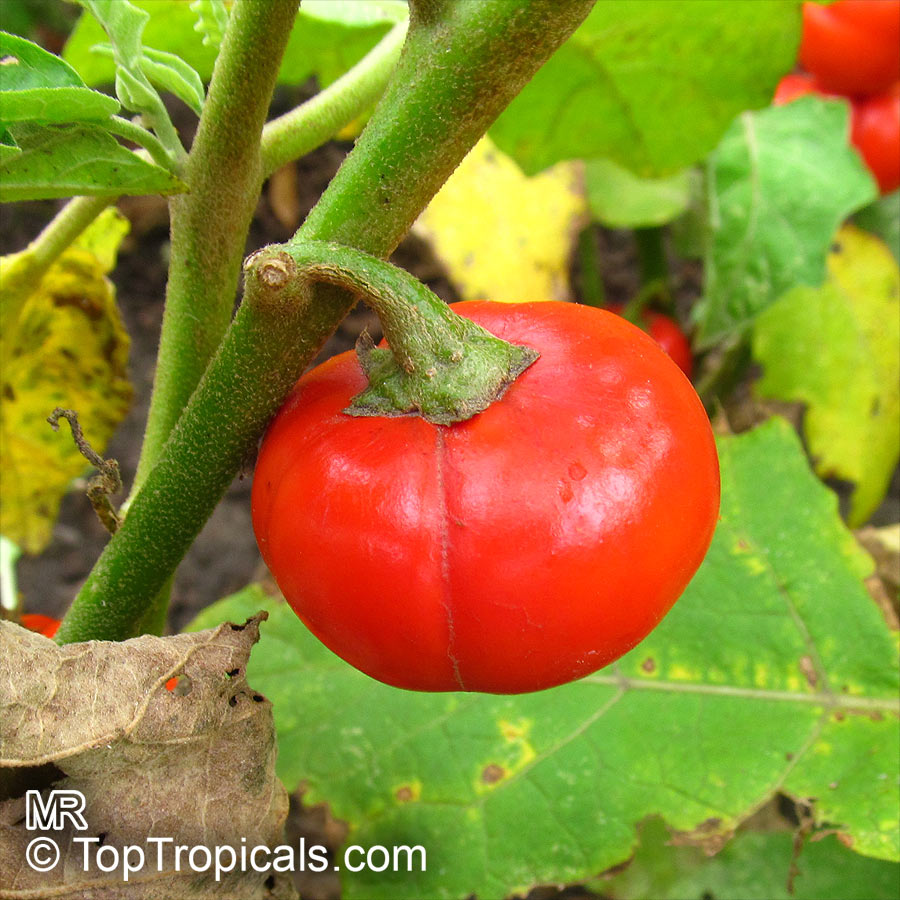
top-left (260, 20), bottom-right (408, 178)
top-left (283, 0), bottom-right (597, 371)
top-left (58, 0), bottom-right (596, 642)
top-left (133, 0), bottom-right (299, 493)
top-left (56, 250), bottom-right (312, 643)
top-left (1, 195), bottom-right (112, 335)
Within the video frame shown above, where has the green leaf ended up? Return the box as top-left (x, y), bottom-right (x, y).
top-left (0, 85), bottom-right (119, 124)
top-left (89, 43), bottom-right (204, 114)
top-left (585, 158), bottom-right (690, 229)
top-left (854, 191), bottom-right (900, 264)
top-left (0, 30), bottom-right (84, 90)
top-left (140, 46), bottom-right (204, 114)
top-left (189, 419), bottom-right (899, 900)
top-left (65, 1), bottom-right (218, 86)
top-left (188, 0), bottom-right (228, 48)
top-left (0, 122), bottom-right (186, 200)
top-left (753, 225), bottom-right (900, 527)
top-left (0, 208), bottom-right (132, 554)
top-left (602, 818), bottom-right (900, 900)
top-left (64, 0), bottom-right (399, 90)
top-left (694, 97), bottom-right (877, 345)
top-left (489, 0), bottom-right (803, 177)
top-left (0, 31), bottom-right (119, 126)
top-left (0, 127), bottom-right (20, 163)
top-left (76, 0), bottom-right (148, 69)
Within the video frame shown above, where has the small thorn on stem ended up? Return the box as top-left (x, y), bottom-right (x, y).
top-left (47, 408), bottom-right (123, 535)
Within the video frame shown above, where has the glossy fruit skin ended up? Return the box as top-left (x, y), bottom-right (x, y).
top-left (850, 85), bottom-right (900, 193)
top-left (21, 613), bottom-right (60, 638)
top-left (252, 301), bottom-right (720, 694)
top-left (607, 304), bottom-right (693, 377)
top-left (800, 0), bottom-right (900, 96)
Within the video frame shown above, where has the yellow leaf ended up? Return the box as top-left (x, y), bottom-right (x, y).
top-left (753, 224), bottom-right (900, 526)
top-left (415, 137), bottom-right (587, 304)
top-left (0, 208), bottom-right (133, 553)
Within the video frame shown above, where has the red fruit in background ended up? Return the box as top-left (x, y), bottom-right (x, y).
top-left (773, 72), bottom-right (821, 105)
top-left (607, 303), bottom-right (694, 377)
top-left (800, 0), bottom-right (900, 97)
top-left (252, 301), bottom-right (719, 694)
top-left (851, 85), bottom-right (900, 193)
top-left (20, 613), bottom-right (60, 638)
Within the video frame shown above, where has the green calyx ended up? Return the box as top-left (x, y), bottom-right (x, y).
top-left (285, 240), bottom-right (539, 425)
top-left (349, 321), bottom-right (538, 425)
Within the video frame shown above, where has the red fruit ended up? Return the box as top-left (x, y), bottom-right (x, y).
top-left (252, 301), bottom-right (719, 694)
top-left (851, 84), bottom-right (900, 193)
top-left (800, 0), bottom-right (900, 97)
top-left (607, 303), bottom-right (693, 377)
top-left (20, 613), bottom-right (60, 638)
top-left (773, 72), bottom-right (821, 105)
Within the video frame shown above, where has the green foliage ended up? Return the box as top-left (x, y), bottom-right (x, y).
top-left (490, 0), bottom-right (803, 177)
top-left (601, 818), bottom-right (900, 900)
top-left (584, 158), bottom-right (690, 229)
top-left (855, 192), bottom-right (900, 264)
top-left (0, 123), bottom-right (185, 200)
top-left (694, 96), bottom-right (877, 345)
top-left (0, 28), bottom-right (185, 198)
top-left (63, 0), bottom-right (405, 90)
top-left (753, 226), bottom-right (900, 526)
top-left (188, 0), bottom-right (228, 49)
top-left (190, 419), bottom-right (899, 900)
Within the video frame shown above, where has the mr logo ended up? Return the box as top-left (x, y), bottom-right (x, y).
top-left (25, 790), bottom-right (88, 832)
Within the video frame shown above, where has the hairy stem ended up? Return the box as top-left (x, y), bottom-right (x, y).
top-left (133, 0), bottom-right (299, 493)
top-left (105, 115), bottom-right (181, 173)
top-left (261, 20), bottom-right (408, 178)
top-left (57, 0), bottom-right (597, 642)
top-left (55, 250), bottom-right (312, 643)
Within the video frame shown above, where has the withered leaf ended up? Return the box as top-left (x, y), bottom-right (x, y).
top-left (0, 614), bottom-right (297, 899)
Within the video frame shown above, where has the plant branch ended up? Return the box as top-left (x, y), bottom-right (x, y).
top-left (55, 249), bottom-right (313, 643)
top-left (57, 0), bottom-right (597, 643)
top-left (105, 115), bottom-right (181, 173)
top-left (133, 0), bottom-right (300, 494)
top-left (260, 20), bottom-right (408, 178)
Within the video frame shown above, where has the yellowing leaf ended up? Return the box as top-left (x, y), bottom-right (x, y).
top-left (753, 225), bottom-right (900, 526)
top-left (415, 137), bottom-right (587, 303)
top-left (0, 208), bottom-right (133, 553)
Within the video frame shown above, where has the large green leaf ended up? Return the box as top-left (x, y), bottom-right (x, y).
top-left (63, 0), bottom-right (403, 90)
top-left (753, 226), bottom-right (900, 527)
top-left (0, 122), bottom-right (186, 200)
top-left (694, 97), bottom-right (877, 345)
top-left (489, 0), bottom-right (803, 178)
top-left (602, 818), bottom-right (900, 900)
top-left (189, 419), bottom-right (899, 900)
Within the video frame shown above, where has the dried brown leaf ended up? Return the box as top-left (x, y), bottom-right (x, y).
top-left (0, 614), bottom-right (297, 899)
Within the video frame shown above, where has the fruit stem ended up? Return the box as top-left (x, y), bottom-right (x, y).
top-left (284, 241), bottom-right (539, 424)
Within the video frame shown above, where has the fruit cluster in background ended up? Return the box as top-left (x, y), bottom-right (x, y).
top-left (775, 0), bottom-right (900, 194)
